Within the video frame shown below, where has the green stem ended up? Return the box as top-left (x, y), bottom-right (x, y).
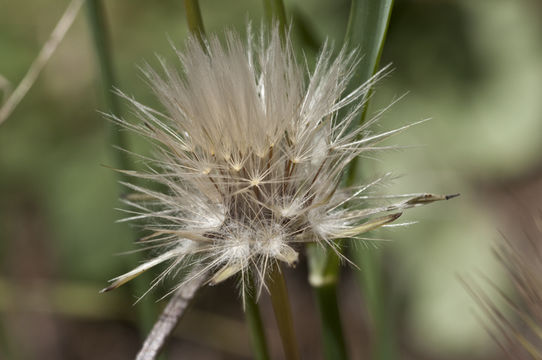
top-left (314, 283), bottom-right (348, 359)
top-left (307, 244), bottom-right (348, 360)
top-left (345, 0), bottom-right (394, 184)
top-left (268, 264), bottom-right (300, 360)
top-left (86, 0), bottom-right (129, 175)
top-left (266, 4), bottom-right (342, 356)
top-left (244, 278), bottom-right (271, 360)
top-left (183, 6), bottom-right (271, 360)
top-left (344, 0), bottom-right (395, 93)
top-left (86, 0), bottom-right (156, 336)
top-left (344, 2), bottom-right (397, 359)
top-left (291, 6), bottom-right (321, 52)
top-left (184, 0), bottom-right (206, 45)
top-left (307, 1), bottom-right (396, 359)
top-left (262, 0), bottom-right (287, 37)
top-left (261, 3), bottom-right (295, 355)
top-left (354, 248), bottom-right (396, 360)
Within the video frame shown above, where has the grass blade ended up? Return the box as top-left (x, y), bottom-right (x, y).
top-left (86, 0), bottom-right (157, 337)
top-left (244, 277), bottom-right (271, 360)
top-left (262, 0), bottom-right (287, 28)
top-left (345, 1), bottom-right (397, 359)
top-left (0, 0), bottom-right (85, 125)
top-left (308, 243), bottom-right (348, 360)
top-left (269, 264), bottom-right (300, 360)
top-left (344, 0), bottom-right (394, 88)
top-left (306, 0), bottom-right (396, 359)
top-left (184, 0), bottom-right (206, 45)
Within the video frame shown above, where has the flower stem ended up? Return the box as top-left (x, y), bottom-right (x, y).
top-left (344, 0), bottom-right (395, 97)
top-left (183, 0), bottom-right (206, 45)
top-left (136, 274), bottom-right (205, 360)
top-left (314, 283), bottom-right (348, 359)
top-left (262, 0), bottom-right (287, 37)
top-left (307, 1), bottom-right (396, 358)
top-left (344, 1), bottom-right (397, 359)
top-left (268, 263), bottom-right (300, 360)
top-left (86, 0), bottom-right (129, 174)
top-left (182, 6), bottom-right (272, 358)
top-left (307, 244), bottom-right (348, 360)
top-left (354, 248), bottom-right (397, 360)
top-left (344, 0), bottom-right (395, 184)
top-left (86, 0), bottom-right (156, 336)
top-left (181, 6), bottom-right (271, 360)
top-left (244, 277), bottom-right (271, 360)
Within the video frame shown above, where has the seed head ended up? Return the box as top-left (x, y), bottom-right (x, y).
top-left (102, 26), bottom-right (452, 298)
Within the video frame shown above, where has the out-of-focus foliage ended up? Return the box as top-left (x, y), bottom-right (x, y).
top-left (1, 0), bottom-right (541, 359)
top-left (370, 0), bottom-right (542, 357)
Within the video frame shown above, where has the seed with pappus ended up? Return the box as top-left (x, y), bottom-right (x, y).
top-left (101, 26), bottom-right (455, 298)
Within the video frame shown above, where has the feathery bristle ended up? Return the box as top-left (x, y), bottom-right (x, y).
top-left (103, 26), bottom-right (452, 298)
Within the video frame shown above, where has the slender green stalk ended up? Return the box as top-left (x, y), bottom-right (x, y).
top-left (262, 0), bottom-right (287, 37)
top-left (182, 6), bottom-right (271, 359)
top-left (306, 1), bottom-right (396, 359)
top-left (268, 264), bottom-right (300, 360)
top-left (86, 0), bottom-right (156, 335)
top-left (345, 0), bottom-right (395, 183)
top-left (265, 3), bottom-right (347, 356)
top-left (244, 278), bottom-right (271, 360)
top-left (86, 0), bottom-right (129, 174)
top-left (184, 0), bottom-right (206, 46)
top-left (344, 2), bottom-right (397, 359)
top-left (314, 284), bottom-right (348, 359)
top-left (307, 244), bottom-right (348, 360)
top-left (354, 248), bottom-right (396, 360)
top-left (291, 6), bottom-right (321, 52)
top-left (344, 0), bottom-right (395, 94)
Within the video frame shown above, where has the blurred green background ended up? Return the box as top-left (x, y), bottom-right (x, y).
top-left (1, 0), bottom-right (542, 359)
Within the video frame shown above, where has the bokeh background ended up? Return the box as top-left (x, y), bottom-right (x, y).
top-left (1, 0), bottom-right (542, 359)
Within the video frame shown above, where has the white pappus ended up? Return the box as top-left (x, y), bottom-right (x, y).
top-left (101, 26), bottom-right (456, 299)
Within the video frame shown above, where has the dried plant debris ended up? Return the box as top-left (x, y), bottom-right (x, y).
top-left (464, 215), bottom-right (542, 359)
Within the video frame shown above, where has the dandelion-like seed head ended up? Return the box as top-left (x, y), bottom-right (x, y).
top-left (103, 26), bottom-right (452, 298)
